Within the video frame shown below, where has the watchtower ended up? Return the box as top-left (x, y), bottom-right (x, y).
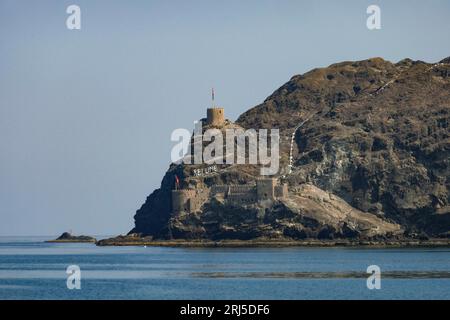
top-left (172, 189), bottom-right (196, 213)
top-left (171, 189), bottom-right (209, 214)
top-left (206, 107), bottom-right (225, 127)
top-left (256, 178), bottom-right (277, 201)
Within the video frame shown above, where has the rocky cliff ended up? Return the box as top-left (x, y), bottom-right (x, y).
top-left (130, 57), bottom-right (450, 240)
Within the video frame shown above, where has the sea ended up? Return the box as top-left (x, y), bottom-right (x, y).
top-left (0, 236), bottom-right (449, 300)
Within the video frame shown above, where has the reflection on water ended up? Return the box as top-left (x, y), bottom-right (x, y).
top-left (192, 271), bottom-right (450, 279)
top-left (0, 236), bottom-right (449, 300)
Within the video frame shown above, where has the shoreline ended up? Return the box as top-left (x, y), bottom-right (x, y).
top-left (95, 238), bottom-right (450, 248)
top-left (45, 239), bottom-right (96, 243)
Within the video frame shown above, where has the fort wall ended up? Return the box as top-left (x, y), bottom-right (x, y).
top-left (211, 185), bottom-right (255, 195)
top-left (172, 189), bottom-right (209, 214)
top-left (173, 178), bottom-right (288, 214)
top-left (256, 178), bottom-right (277, 200)
top-left (226, 192), bottom-right (257, 204)
top-left (274, 184), bottom-right (288, 199)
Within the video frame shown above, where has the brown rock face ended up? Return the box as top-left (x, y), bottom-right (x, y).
top-left (131, 57), bottom-right (450, 239)
top-left (168, 184), bottom-right (402, 241)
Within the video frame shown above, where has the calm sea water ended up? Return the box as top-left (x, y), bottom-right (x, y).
top-left (0, 236), bottom-right (449, 300)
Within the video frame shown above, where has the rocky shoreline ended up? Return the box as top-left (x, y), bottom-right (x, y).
top-left (96, 235), bottom-right (450, 248)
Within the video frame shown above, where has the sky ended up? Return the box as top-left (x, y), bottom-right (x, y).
top-left (1, 0), bottom-right (450, 236)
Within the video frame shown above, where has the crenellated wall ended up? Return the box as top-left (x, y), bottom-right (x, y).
top-left (173, 178), bottom-right (288, 214)
top-left (226, 191), bottom-right (257, 204)
top-left (211, 185), bottom-right (255, 196)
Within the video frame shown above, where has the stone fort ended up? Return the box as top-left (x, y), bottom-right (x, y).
top-left (206, 107), bottom-right (225, 127)
top-left (172, 177), bottom-right (288, 214)
top-left (171, 107), bottom-right (287, 214)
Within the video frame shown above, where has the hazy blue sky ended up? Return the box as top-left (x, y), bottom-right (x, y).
top-left (1, 0), bottom-right (449, 236)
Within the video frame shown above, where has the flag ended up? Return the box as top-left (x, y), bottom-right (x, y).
top-left (212, 88), bottom-right (215, 102)
top-left (175, 175), bottom-right (180, 189)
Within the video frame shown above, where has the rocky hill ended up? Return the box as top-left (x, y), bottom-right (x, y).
top-left (129, 57), bottom-right (450, 241)
top-left (46, 232), bottom-right (96, 243)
